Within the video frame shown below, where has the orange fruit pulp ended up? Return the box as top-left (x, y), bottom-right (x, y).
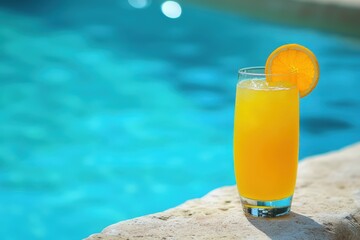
top-left (265, 43), bottom-right (319, 97)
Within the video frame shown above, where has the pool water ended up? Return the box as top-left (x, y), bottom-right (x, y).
top-left (1, 1), bottom-right (360, 239)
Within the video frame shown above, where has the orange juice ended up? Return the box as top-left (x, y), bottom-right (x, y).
top-left (234, 79), bottom-right (299, 201)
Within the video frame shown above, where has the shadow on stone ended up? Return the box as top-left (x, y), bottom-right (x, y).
top-left (246, 211), bottom-right (333, 239)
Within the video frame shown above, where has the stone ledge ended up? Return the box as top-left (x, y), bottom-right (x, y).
top-left (182, 0), bottom-right (360, 38)
top-left (86, 142), bottom-right (360, 239)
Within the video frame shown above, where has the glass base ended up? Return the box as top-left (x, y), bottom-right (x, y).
top-left (241, 195), bottom-right (292, 218)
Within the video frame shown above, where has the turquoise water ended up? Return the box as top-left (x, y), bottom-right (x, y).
top-left (1, 1), bottom-right (360, 239)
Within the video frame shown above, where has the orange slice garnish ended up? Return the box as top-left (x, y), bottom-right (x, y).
top-left (265, 44), bottom-right (319, 97)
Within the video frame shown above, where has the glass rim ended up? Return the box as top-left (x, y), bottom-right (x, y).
top-left (238, 66), bottom-right (295, 77)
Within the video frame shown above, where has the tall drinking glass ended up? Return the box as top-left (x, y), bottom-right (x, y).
top-left (234, 67), bottom-right (299, 217)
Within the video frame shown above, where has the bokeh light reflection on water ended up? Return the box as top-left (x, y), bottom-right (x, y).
top-left (128, 0), bottom-right (150, 9)
top-left (161, 1), bottom-right (182, 19)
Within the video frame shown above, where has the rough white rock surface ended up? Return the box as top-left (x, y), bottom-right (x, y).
top-left (87, 143), bottom-right (360, 240)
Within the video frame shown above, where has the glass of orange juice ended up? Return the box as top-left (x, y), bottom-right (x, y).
top-left (234, 67), bottom-right (299, 217)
